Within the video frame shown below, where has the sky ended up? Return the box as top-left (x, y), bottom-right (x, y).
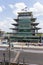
top-left (0, 0), bottom-right (43, 33)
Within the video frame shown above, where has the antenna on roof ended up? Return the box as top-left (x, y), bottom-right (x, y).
top-left (21, 7), bottom-right (28, 12)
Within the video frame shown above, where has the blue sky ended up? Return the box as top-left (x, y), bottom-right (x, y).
top-left (0, 0), bottom-right (43, 32)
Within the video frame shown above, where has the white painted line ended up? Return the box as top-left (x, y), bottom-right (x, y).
top-left (13, 51), bottom-right (20, 63)
top-left (23, 49), bottom-right (43, 53)
top-left (29, 64), bottom-right (39, 65)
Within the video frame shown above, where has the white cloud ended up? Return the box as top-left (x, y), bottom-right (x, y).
top-left (29, 2), bottom-right (43, 32)
top-left (0, 18), bottom-right (16, 32)
top-left (36, 19), bottom-right (43, 33)
top-left (14, 3), bottom-right (27, 15)
top-left (15, 2), bottom-right (27, 9)
top-left (38, 23), bottom-right (43, 33)
top-left (9, 2), bottom-right (43, 16)
top-left (29, 2), bottom-right (43, 17)
top-left (13, 9), bottom-right (21, 15)
top-left (2, 5), bottom-right (5, 9)
top-left (0, 5), bottom-right (5, 12)
top-left (9, 2), bottom-right (27, 15)
top-left (0, 6), bottom-right (3, 12)
top-left (9, 4), bottom-right (14, 9)
top-left (9, 2), bottom-right (43, 17)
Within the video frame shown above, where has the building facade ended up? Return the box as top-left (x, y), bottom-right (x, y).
top-left (10, 12), bottom-right (41, 43)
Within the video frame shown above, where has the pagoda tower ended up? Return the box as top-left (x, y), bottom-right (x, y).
top-left (10, 12), bottom-right (40, 43)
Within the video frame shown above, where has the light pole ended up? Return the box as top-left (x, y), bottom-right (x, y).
top-left (8, 37), bottom-right (11, 65)
top-left (3, 53), bottom-right (5, 65)
top-left (23, 57), bottom-right (25, 65)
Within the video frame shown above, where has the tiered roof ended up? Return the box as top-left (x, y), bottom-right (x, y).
top-left (10, 12), bottom-right (41, 42)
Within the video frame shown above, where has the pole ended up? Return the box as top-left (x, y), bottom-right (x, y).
top-left (3, 53), bottom-right (5, 65)
top-left (8, 37), bottom-right (10, 65)
top-left (23, 57), bottom-right (25, 65)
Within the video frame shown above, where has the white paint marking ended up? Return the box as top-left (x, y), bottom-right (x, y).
top-left (29, 64), bottom-right (39, 65)
top-left (12, 51), bottom-right (20, 63)
top-left (23, 49), bottom-right (43, 53)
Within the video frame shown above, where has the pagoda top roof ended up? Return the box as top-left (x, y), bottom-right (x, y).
top-left (18, 12), bottom-right (33, 16)
top-left (18, 11), bottom-right (32, 14)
